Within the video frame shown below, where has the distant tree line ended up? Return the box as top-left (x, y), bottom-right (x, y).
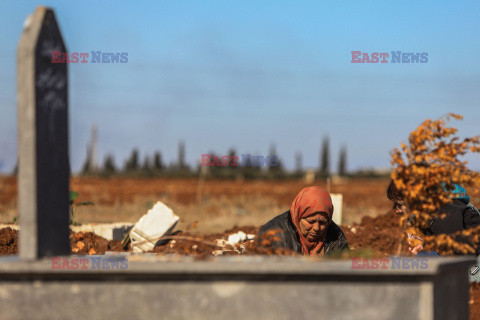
top-left (77, 138), bottom-right (387, 179)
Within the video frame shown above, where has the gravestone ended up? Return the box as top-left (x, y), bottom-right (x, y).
top-left (17, 6), bottom-right (70, 259)
top-left (330, 193), bottom-right (343, 225)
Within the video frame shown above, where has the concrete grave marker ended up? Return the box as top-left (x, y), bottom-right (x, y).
top-left (330, 193), bottom-right (343, 225)
top-left (17, 7), bottom-right (70, 259)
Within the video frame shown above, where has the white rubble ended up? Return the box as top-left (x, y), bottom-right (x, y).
top-left (212, 232), bottom-right (256, 256)
top-left (215, 239), bottom-right (228, 247)
top-left (227, 231), bottom-right (255, 246)
top-left (129, 202), bottom-right (179, 253)
top-left (212, 250), bottom-right (224, 256)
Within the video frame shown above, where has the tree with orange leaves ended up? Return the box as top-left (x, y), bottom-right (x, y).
top-left (390, 113), bottom-right (480, 255)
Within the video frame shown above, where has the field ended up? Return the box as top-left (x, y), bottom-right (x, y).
top-left (0, 175), bottom-right (396, 232)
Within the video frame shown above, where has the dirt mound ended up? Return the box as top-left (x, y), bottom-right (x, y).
top-left (470, 283), bottom-right (480, 319)
top-left (149, 226), bottom-right (296, 258)
top-left (0, 225), bottom-right (290, 257)
top-left (0, 230), bottom-right (128, 256)
top-left (70, 232), bottom-right (128, 255)
top-left (342, 211), bottom-right (409, 255)
top-left (0, 227), bottom-right (17, 255)
top-left (0, 213), bottom-right (410, 257)
top-left (146, 214), bottom-right (410, 258)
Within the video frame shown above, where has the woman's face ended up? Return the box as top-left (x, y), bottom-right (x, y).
top-left (299, 212), bottom-right (330, 242)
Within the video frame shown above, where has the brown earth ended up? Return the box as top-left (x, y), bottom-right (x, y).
top-left (70, 232), bottom-right (127, 255)
top-left (0, 176), bottom-right (395, 230)
top-left (0, 227), bottom-right (17, 255)
top-left (470, 282), bottom-right (480, 319)
top-left (0, 228), bottom-right (127, 256)
top-left (0, 176), bottom-right (393, 208)
top-left (343, 211), bottom-right (410, 256)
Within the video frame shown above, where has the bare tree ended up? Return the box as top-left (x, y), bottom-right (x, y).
top-left (295, 152), bottom-right (303, 175)
top-left (124, 148), bottom-right (139, 172)
top-left (178, 141), bottom-right (187, 169)
top-left (338, 146), bottom-right (347, 176)
top-left (319, 136), bottom-right (330, 178)
top-left (153, 151), bottom-right (163, 170)
top-left (142, 155), bottom-right (151, 171)
top-left (102, 154), bottom-right (117, 174)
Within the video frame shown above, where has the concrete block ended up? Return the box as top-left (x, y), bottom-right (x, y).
top-left (130, 202), bottom-right (179, 252)
top-left (0, 256), bottom-right (474, 320)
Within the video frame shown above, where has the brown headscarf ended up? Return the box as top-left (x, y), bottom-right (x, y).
top-left (290, 186), bottom-right (334, 256)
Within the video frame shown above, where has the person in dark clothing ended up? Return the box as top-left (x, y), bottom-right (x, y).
top-left (387, 180), bottom-right (480, 255)
top-left (258, 186), bottom-right (349, 256)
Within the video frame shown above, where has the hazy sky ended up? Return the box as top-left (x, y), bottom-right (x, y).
top-left (1, 1), bottom-right (479, 173)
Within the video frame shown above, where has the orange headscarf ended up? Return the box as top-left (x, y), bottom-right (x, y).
top-left (290, 186), bottom-right (334, 256)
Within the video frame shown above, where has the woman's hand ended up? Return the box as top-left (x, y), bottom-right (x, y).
top-left (407, 233), bottom-right (424, 255)
top-left (409, 244), bottom-right (424, 255)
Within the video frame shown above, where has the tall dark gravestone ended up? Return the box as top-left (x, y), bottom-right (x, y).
top-left (17, 7), bottom-right (70, 259)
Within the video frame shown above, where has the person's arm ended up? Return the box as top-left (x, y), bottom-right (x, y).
top-left (324, 224), bottom-right (350, 255)
top-left (337, 240), bottom-right (350, 253)
top-left (462, 204), bottom-right (480, 256)
top-left (463, 204), bottom-right (480, 229)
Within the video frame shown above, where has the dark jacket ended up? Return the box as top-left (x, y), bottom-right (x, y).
top-left (427, 199), bottom-right (480, 235)
top-left (425, 199), bottom-right (480, 255)
top-left (258, 211), bottom-right (349, 255)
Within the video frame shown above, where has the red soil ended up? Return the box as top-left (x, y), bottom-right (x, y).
top-left (0, 227), bottom-right (17, 255)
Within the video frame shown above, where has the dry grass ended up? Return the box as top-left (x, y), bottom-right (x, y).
top-left (70, 194), bottom-right (283, 233)
top-left (0, 176), bottom-right (399, 232)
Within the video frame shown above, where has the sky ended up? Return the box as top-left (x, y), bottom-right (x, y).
top-left (1, 1), bottom-right (480, 173)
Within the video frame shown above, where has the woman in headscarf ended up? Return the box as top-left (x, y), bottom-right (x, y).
top-left (258, 186), bottom-right (349, 256)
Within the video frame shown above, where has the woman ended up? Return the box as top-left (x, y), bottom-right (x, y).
top-left (387, 180), bottom-right (480, 255)
top-left (258, 186), bottom-right (349, 256)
